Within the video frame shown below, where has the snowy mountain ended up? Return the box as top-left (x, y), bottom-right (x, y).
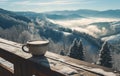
top-left (1, 8), bottom-right (120, 70)
top-left (1, 8), bottom-right (120, 53)
top-left (0, 8), bottom-right (103, 54)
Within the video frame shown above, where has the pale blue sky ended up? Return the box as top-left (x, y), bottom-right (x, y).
top-left (0, 0), bottom-right (120, 12)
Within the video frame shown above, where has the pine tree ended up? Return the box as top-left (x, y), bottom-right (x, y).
top-left (97, 41), bottom-right (112, 68)
top-left (69, 38), bottom-right (78, 59)
top-left (77, 39), bottom-right (84, 60)
top-left (69, 39), bottom-right (84, 60)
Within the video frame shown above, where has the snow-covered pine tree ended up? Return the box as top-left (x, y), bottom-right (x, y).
top-left (69, 38), bottom-right (78, 59)
top-left (69, 39), bottom-right (84, 60)
top-left (77, 39), bottom-right (84, 60)
top-left (97, 41), bottom-right (112, 68)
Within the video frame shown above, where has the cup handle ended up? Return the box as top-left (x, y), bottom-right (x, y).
top-left (22, 44), bottom-right (30, 53)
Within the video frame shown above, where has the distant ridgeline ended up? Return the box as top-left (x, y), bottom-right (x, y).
top-left (0, 8), bottom-right (31, 29)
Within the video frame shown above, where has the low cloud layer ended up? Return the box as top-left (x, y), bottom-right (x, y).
top-left (48, 17), bottom-right (120, 37)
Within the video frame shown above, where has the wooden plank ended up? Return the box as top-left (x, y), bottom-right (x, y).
top-left (31, 64), bottom-right (65, 76)
top-left (0, 57), bottom-right (14, 70)
top-left (28, 56), bottom-right (65, 76)
top-left (0, 41), bottom-right (32, 63)
top-left (45, 51), bottom-right (111, 71)
top-left (0, 63), bottom-right (13, 76)
top-left (14, 61), bottom-right (32, 76)
top-left (45, 52), bottom-right (114, 75)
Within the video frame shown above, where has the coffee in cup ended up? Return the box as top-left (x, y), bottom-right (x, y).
top-left (22, 40), bottom-right (49, 56)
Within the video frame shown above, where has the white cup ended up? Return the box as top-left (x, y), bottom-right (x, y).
top-left (22, 40), bottom-right (49, 56)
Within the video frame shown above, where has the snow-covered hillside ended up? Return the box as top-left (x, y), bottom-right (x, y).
top-left (102, 34), bottom-right (120, 44)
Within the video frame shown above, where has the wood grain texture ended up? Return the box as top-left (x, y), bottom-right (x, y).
top-left (0, 63), bottom-right (13, 76)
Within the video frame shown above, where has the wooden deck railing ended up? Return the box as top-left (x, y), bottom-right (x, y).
top-left (0, 38), bottom-right (118, 76)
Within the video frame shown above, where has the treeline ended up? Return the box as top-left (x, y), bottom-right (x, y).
top-left (67, 39), bottom-right (112, 68)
